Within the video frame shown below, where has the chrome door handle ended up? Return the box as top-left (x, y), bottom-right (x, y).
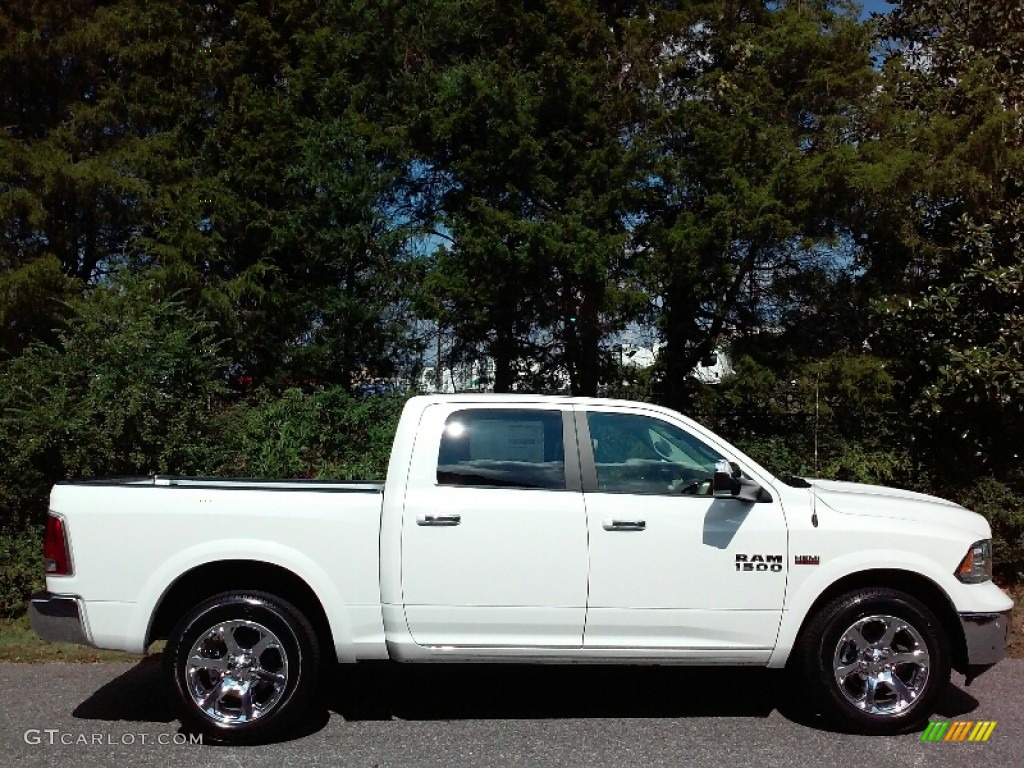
top-left (417, 513), bottom-right (462, 526)
top-left (603, 519), bottom-right (646, 531)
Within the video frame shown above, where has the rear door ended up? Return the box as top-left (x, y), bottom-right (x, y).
top-left (401, 403), bottom-right (588, 647)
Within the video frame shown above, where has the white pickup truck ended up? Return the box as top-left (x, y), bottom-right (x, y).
top-left (30, 394), bottom-right (1012, 742)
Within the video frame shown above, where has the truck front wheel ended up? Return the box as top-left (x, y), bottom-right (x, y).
top-left (794, 587), bottom-right (951, 734)
top-left (163, 591), bottom-right (321, 744)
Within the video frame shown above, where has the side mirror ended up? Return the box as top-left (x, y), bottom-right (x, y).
top-left (713, 460), bottom-right (773, 503)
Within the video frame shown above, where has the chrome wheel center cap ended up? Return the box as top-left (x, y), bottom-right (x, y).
top-left (234, 654), bottom-right (254, 679)
top-left (861, 648), bottom-right (888, 672)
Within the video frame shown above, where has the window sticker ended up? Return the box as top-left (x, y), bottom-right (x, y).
top-left (470, 420), bottom-right (545, 463)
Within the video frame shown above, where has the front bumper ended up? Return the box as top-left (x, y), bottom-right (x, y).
top-left (28, 592), bottom-right (90, 646)
top-left (959, 609), bottom-right (1012, 684)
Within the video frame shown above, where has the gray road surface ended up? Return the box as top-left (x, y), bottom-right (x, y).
top-left (1, 659), bottom-right (1021, 767)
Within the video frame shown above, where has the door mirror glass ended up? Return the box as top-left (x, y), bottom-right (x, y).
top-left (713, 460), bottom-right (740, 496)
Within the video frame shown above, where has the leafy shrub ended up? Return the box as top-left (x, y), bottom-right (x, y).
top-left (954, 477), bottom-right (1024, 582)
top-left (214, 388), bottom-right (408, 480)
top-left (705, 353), bottom-right (913, 486)
top-left (0, 528), bottom-right (43, 619)
top-left (0, 271), bottom-right (228, 528)
top-left (733, 436), bottom-right (815, 479)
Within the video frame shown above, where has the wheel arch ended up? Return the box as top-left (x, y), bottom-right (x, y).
top-left (782, 569), bottom-right (967, 673)
top-left (146, 560), bottom-right (335, 657)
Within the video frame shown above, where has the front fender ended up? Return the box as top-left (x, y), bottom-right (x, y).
top-left (768, 549), bottom-right (962, 668)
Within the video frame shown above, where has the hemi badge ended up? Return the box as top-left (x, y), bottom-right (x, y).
top-left (794, 555), bottom-right (820, 566)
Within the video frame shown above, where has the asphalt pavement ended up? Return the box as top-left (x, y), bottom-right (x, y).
top-left (1, 658), bottom-right (1021, 767)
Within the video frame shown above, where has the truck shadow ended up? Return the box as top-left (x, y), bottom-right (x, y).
top-left (330, 662), bottom-right (783, 721)
top-left (324, 661), bottom-right (980, 729)
top-left (70, 659), bottom-right (980, 742)
top-left (72, 660), bottom-right (175, 724)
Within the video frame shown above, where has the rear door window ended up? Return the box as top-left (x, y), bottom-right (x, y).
top-left (437, 409), bottom-right (566, 490)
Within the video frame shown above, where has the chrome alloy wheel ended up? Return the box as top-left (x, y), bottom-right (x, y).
top-left (185, 619), bottom-right (290, 724)
top-left (832, 614), bottom-right (930, 715)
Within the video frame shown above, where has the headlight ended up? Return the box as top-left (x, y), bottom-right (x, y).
top-left (955, 539), bottom-right (993, 583)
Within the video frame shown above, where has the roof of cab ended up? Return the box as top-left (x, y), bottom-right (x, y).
top-left (406, 393), bottom-right (686, 416)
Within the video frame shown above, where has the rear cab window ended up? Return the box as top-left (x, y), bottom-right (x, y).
top-left (437, 409), bottom-right (567, 490)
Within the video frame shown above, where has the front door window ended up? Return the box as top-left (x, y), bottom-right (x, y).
top-left (587, 411), bottom-right (724, 495)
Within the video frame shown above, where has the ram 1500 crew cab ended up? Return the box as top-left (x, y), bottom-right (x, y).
top-left (30, 395), bottom-right (1012, 741)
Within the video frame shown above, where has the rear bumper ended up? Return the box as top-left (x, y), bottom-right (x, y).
top-left (28, 592), bottom-right (91, 646)
top-left (958, 609), bottom-right (1011, 683)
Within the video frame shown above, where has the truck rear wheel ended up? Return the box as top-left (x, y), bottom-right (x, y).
top-left (793, 587), bottom-right (950, 734)
top-left (163, 591), bottom-right (321, 744)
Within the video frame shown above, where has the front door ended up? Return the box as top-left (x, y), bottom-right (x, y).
top-left (578, 405), bottom-right (787, 658)
top-left (401, 403), bottom-right (588, 647)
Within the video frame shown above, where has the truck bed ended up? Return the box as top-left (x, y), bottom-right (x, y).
top-left (46, 475), bottom-right (386, 659)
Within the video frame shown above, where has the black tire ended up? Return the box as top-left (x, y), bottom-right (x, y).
top-left (163, 591), bottom-right (321, 744)
top-left (792, 587), bottom-right (950, 735)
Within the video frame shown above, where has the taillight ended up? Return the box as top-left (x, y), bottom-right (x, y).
top-left (44, 513), bottom-right (72, 576)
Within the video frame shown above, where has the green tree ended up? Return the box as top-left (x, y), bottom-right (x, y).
top-left (0, 1), bottom-right (169, 356)
top-left (864, 0), bottom-right (1024, 484)
top-left (165, 0), bottom-right (428, 388)
top-left (0, 1), bottom-right (150, 285)
top-left (637, 0), bottom-right (877, 409)
top-left (276, 120), bottom-right (425, 388)
top-left (403, 0), bottom-right (650, 394)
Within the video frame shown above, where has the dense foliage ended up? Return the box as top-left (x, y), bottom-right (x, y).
top-left (1, 1), bottom-right (1022, 616)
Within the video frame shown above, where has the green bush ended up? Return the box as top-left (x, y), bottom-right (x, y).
top-left (704, 353), bottom-right (913, 487)
top-left (0, 528), bottom-right (43, 619)
top-left (214, 388), bottom-right (408, 480)
top-left (0, 271), bottom-right (228, 528)
top-left (0, 267), bottom-right (409, 619)
top-left (704, 350), bottom-right (1021, 576)
top-left (953, 477), bottom-right (1024, 582)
